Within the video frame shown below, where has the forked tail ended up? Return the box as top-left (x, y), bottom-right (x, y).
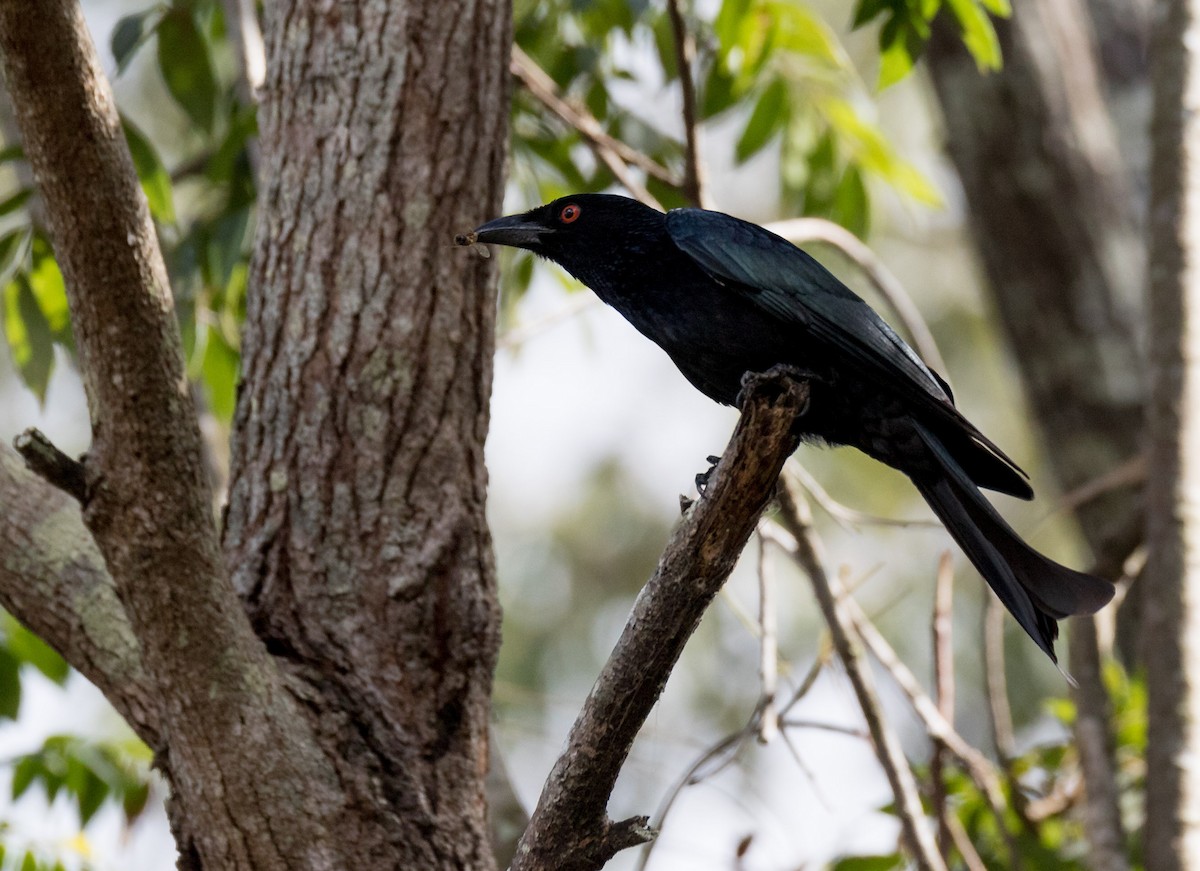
top-left (912, 423), bottom-right (1114, 662)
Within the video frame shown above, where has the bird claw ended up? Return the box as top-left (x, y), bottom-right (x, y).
top-left (694, 454), bottom-right (722, 496)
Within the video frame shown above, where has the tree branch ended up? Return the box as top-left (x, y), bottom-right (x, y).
top-left (0, 3), bottom-right (349, 866)
top-left (665, 0), bottom-right (708, 207)
top-left (769, 484), bottom-right (948, 871)
top-left (12, 427), bottom-right (87, 502)
top-left (511, 45), bottom-right (674, 209)
top-left (0, 445), bottom-right (159, 746)
top-left (511, 370), bottom-right (809, 871)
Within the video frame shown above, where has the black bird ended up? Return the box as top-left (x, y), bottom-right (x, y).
top-left (465, 194), bottom-right (1113, 662)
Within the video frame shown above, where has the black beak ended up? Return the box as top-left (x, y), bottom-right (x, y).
top-left (469, 214), bottom-right (552, 249)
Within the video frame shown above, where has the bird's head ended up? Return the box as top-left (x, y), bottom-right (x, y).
top-left (460, 194), bottom-right (667, 283)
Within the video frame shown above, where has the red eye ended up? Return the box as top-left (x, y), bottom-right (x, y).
top-left (559, 204), bottom-right (581, 224)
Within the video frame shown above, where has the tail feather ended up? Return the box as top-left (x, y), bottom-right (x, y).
top-left (913, 423), bottom-right (1114, 662)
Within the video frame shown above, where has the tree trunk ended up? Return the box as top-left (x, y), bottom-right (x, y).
top-left (0, 0), bottom-right (511, 866)
top-left (1143, 0), bottom-right (1200, 866)
top-left (926, 6), bottom-right (1143, 870)
top-left (219, 0), bottom-right (511, 865)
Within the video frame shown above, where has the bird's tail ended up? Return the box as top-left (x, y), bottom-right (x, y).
top-left (911, 423), bottom-right (1114, 662)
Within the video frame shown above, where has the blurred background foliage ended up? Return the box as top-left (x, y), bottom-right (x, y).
top-left (0, 0), bottom-right (1140, 868)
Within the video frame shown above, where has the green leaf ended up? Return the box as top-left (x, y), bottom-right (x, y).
top-left (122, 781), bottom-right (151, 823)
top-left (735, 78), bottom-right (788, 163)
top-left (122, 118), bottom-right (176, 224)
top-left (0, 648), bottom-right (19, 719)
top-left (200, 328), bottom-right (240, 422)
top-left (0, 144), bottom-right (24, 164)
top-left (831, 855), bottom-right (905, 871)
top-left (977, 0), bottom-right (1011, 15)
top-left (0, 189), bottom-right (31, 217)
top-left (831, 165), bottom-right (869, 237)
top-left (156, 8), bottom-right (218, 133)
top-left (4, 274), bottom-right (55, 402)
top-left (852, 0), bottom-right (890, 28)
top-left (4, 615), bottom-right (69, 685)
top-left (27, 234), bottom-right (71, 341)
top-left (112, 9), bottom-right (158, 74)
top-left (11, 755), bottom-right (38, 799)
top-left (946, 0), bottom-right (1003, 71)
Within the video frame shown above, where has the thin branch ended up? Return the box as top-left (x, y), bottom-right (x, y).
top-left (634, 650), bottom-right (830, 871)
top-left (511, 370), bottom-right (809, 871)
top-left (13, 427), bottom-right (87, 502)
top-left (1052, 451), bottom-right (1146, 516)
top-left (788, 460), bottom-right (940, 531)
top-left (983, 595), bottom-right (1016, 761)
top-left (827, 574), bottom-right (1025, 868)
top-left (664, 0), bottom-right (708, 207)
top-left (1069, 613), bottom-right (1131, 871)
top-left (766, 217), bottom-right (951, 381)
top-left (930, 552), bottom-right (955, 858)
top-left (770, 481), bottom-right (948, 871)
top-left (511, 45), bottom-right (675, 209)
top-left (757, 535), bottom-right (780, 743)
top-left (946, 812), bottom-right (989, 871)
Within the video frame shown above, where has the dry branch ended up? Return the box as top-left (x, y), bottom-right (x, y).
top-left (665, 0), bottom-right (708, 207)
top-left (12, 427), bottom-right (87, 502)
top-left (0, 2), bottom-right (348, 865)
top-left (511, 370), bottom-right (809, 871)
top-left (0, 444), bottom-right (159, 745)
top-left (771, 479), bottom-right (948, 871)
top-left (512, 45), bottom-right (674, 209)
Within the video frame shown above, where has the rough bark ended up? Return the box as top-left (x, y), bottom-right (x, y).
top-left (927, 8), bottom-right (1142, 869)
top-left (220, 0), bottom-right (510, 867)
top-left (1143, 0), bottom-right (1200, 866)
top-left (0, 3), bottom-right (366, 869)
top-left (0, 0), bottom-right (511, 867)
top-left (0, 445), bottom-right (159, 746)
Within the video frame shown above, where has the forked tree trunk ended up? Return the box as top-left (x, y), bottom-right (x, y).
top-left (0, 0), bottom-right (511, 866)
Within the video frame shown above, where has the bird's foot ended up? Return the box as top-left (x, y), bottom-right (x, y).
top-left (682, 454), bottom-right (722, 514)
top-left (694, 454), bottom-right (722, 495)
top-left (736, 365), bottom-right (816, 412)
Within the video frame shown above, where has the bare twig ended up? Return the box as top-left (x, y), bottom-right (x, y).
top-left (982, 594), bottom-right (1038, 839)
top-left (664, 0), bottom-right (708, 207)
top-left (946, 812), bottom-right (989, 871)
top-left (1052, 451), bottom-right (1147, 517)
top-left (771, 481), bottom-right (948, 871)
top-left (512, 371), bottom-right (809, 871)
top-left (511, 46), bottom-right (675, 209)
top-left (983, 595), bottom-right (1016, 761)
top-left (13, 427), bottom-right (87, 502)
top-left (788, 460), bottom-right (940, 531)
top-left (766, 217), bottom-right (951, 381)
top-left (635, 649), bottom-right (830, 871)
top-left (930, 552), bottom-right (955, 857)
top-left (757, 535), bottom-right (780, 743)
top-left (1069, 613), bottom-right (1131, 871)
